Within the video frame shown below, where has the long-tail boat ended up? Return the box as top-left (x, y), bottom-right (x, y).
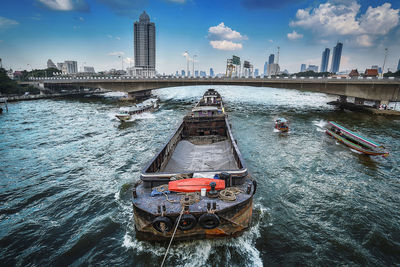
top-left (326, 121), bottom-right (389, 157)
top-left (131, 89), bottom-right (257, 241)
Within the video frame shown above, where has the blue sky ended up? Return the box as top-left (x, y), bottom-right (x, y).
top-left (1, 0), bottom-right (400, 74)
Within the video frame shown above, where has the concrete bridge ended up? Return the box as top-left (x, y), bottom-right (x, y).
top-left (20, 76), bottom-right (400, 104)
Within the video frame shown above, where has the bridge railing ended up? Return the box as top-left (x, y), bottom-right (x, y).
top-left (27, 76), bottom-right (400, 82)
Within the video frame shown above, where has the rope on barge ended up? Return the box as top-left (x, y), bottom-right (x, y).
top-left (160, 208), bottom-right (184, 267)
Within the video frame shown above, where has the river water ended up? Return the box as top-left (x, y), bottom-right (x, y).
top-left (1, 86), bottom-right (399, 266)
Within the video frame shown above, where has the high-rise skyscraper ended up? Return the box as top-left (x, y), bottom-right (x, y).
top-left (254, 69), bottom-right (259, 77)
top-left (330, 42), bottom-right (343, 73)
top-left (263, 62), bottom-right (268, 76)
top-left (134, 11), bottom-right (155, 76)
top-left (268, 54), bottom-right (275, 65)
top-left (320, 48), bottom-right (330, 72)
top-left (397, 59), bottom-right (400, 71)
top-left (300, 64), bottom-right (306, 72)
top-left (209, 68), bottom-right (214, 77)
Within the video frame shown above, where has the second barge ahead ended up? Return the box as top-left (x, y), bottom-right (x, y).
top-left (132, 89), bottom-right (257, 241)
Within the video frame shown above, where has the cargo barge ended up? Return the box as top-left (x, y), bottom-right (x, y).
top-left (132, 89), bottom-right (257, 241)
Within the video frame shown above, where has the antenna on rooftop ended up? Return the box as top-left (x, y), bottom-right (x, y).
top-left (382, 48), bottom-right (388, 76)
top-left (277, 46), bottom-right (280, 65)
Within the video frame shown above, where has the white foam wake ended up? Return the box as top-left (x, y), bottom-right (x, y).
top-left (122, 202), bottom-right (268, 266)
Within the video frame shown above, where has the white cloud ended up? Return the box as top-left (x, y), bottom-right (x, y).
top-left (208, 22), bottom-right (247, 41)
top-left (124, 57), bottom-right (134, 64)
top-left (269, 39), bottom-right (274, 43)
top-left (208, 22), bottom-right (246, 51)
top-left (0, 16), bottom-right (19, 29)
top-left (290, 2), bottom-right (400, 47)
top-left (209, 40), bottom-right (243, 51)
top-left (36, 0), bottom-right (89, 11)
top-left (287, 30), bottom-right (303, 40)
top-left (108, 51), bottom-right (124, 56)
top-left (356, 34), bottom-right (374, 47)
top-left (359, 3), bottom-right (399, 35)
top-left (79, 16), bottom-right (85, 22)
top-left (107, 34), bottom-right (113, 38)
top-left (115, 36), bottom-right (121, 40)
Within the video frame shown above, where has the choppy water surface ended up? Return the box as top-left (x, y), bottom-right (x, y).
top-left (1, 86), bottom-right (399, 266)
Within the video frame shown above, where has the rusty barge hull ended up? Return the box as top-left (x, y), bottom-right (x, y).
top-left (132, 89), bottom-right (256, 241)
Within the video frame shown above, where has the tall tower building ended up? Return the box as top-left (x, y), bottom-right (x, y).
top-left (134, 11), bottom-right (155, 76)
top-left (330, 42), bottom-right (343, 73)
top-left (263, 61), bottom-right (268, 76)
top-left (397, 58), bottom-right (400, 71)
top-left (209, 68), bottom-right (214, 77)
top-left (268, 54), bottom-right (275, 65)
top-left (320, 48), bottom-right (330, 72)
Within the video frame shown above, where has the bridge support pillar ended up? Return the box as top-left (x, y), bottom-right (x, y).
top-left (127, 90), bottom-right (152, 100)
top-left (354, 97), bottom-right (365, 105)
top-left (338, 95), bottom-right (347, 103)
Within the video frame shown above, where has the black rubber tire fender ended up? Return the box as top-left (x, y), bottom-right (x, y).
top-left (198, 213), bottom-right (220, 229)
top-left (177, 214), bottom-right (197, 231)
top-left (152, 216), bottom-right (173, 233)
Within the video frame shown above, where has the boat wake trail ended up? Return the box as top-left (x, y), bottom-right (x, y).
top-left (313, 119), bottom-right (328, 132)
top-left (122, 202), bottom-right (267, 266)
top-left (350, 148), bottom-right (364, 154)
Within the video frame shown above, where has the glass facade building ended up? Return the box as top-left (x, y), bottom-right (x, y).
top-left (330, 42), bottom-right (343, 73)
top-left (268, 54), bottom-right (275, 65)
top-left (134, 11), bottom-right (155, 74)
top-left (320, 48), bottom-right (330, 73)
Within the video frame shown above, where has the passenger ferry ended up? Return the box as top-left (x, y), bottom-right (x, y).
top-left (131, 89), bottom-right (256, 241)
top-left (115, 97), bottom-right (159, 122)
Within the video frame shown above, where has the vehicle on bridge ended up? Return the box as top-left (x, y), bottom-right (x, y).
top-left (131, 89), bottom-right (256, 241)
top-left (115, 97), bottom-right (159, 122)
top-left (326, 121), bottom-right (389, 157)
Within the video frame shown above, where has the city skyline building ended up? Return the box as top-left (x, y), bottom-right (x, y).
top-left (307, 64), bottom-right (318, 72)
top-left (397, 59), bottom-right (400, 71)
top-left (254, 68), bottom-right (259, 77)
top-left (300, 64), bottom-right (306, 72)
top-left (263, 61), bottom-right (268, 76)
top-left (134, 11), bottom-right (156, 77)
top-left (210, 68), bottom-right (214, 77)
top-left (63, 61), bottom-right (78, 74)
top-left (268, 54), bottom-right (275, 65)
top-left (83, 66), bottom-right (95, 73)
top-left (330, 42), bottom-right (343, 73)
top-left (56, 62), bottom-right (63, 70)
top-left (320, 48), bottom-right (330, 72)
top-left (268, 63), bottom-right (280, 76)
top-left (181, 70), bottom-right (185, 76)
top-left (47, 59), bottom-right (57, 69)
